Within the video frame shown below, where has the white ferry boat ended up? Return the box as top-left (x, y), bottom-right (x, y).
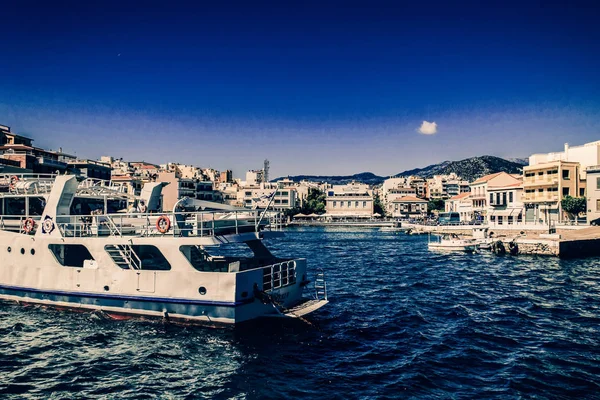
top-left (0, 174), bottom-right (328, 325)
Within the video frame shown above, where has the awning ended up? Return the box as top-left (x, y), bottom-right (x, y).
top-left (490, 208), bottom-right (522, 217)
top-left (293, 213), bottom-right (308, 218)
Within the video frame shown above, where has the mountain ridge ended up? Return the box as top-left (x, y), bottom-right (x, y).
top-left (273, 155), bottom-right (526, 185)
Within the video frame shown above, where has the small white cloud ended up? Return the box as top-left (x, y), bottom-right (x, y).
top-left (418, 121), bottom-right (438, 135)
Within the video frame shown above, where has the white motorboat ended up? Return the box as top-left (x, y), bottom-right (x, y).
top-left (428, 233), bottom-right (478, 252)
top-left (0, 174), bottom-right (328, 325)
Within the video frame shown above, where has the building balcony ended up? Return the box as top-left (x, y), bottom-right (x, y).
top-left (522, 194), bottom-right (559, 203)
top-left (523, 177), bottom-right (559, 187)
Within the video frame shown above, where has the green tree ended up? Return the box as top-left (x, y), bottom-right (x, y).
top-left (373, 193), bottom-right (385, 217)
top-left (427, 199), bottom-right (445, 215)
top-left (285, 188), bottom-right (326, 217)
top-left (561, 195), bottom-right (586, 221)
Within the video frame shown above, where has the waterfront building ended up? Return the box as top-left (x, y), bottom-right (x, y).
top-left (444, 178), bottom-right (471, 198)
top-left (295, 180), bottom-right (329, 207)
top-left (586, 165), bottom-right (600, 223)
top-left (470, 172), bottom-right (522, 223)
top-left (217, 182), bottom-right (242, 207)
top-left (487, 180), bottom-right (524, 225)
top-left (530, 141), bottom-right (600, 179)
top-left (444, 192), bottom-right (472, 222)
top-left (110, 175), bottom-right (143, 196)
top-left (245, 170), bottom-right (265, 186)
top-left (390, 195), bottom-right (428, 218)
top-left (0, 126), bottom-right (68, 173)
top-left (325, 182), bottom-right (374, 218)
top-left (426, 173), bottom-right (467, 199)
top-left (411, 177), bottom-right (428, 198)
top-left (240, 183), bottom-right (297, 210)
top-left (522, 161), bottom-right (584, 224)
top-left (67, 159), bottom-right (112, 180)
top-left (220, 170), bottom-right (233, 183)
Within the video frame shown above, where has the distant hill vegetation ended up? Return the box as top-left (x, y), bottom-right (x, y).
top-left (274, 156), bottom-right (526, 185)
top-left (394, 156), bottom-right (526, 182)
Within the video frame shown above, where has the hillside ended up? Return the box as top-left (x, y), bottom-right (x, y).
top-left (394, 156), bottom-right (525, 182)
top-left (274, 156), bottom-right (526, 185)
top-left (272, 172), bottom-right (385, 185)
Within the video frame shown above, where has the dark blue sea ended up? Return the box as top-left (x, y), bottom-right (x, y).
top-left (2, 226), bottom-right (600, 399)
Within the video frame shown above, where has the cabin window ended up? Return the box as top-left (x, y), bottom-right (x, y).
top-left (180, 244), bottom-right (256, 272)
top-left (28, 197), bottom-right (46, 216)
top-left (104, 245), bottom-right (171, 270)
top-left (49, 244), bottom-right (95, 268)
top-left (4, 198), bottom-right (25, 216)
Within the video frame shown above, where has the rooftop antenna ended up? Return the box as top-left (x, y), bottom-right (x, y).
top-left (263, 159), bottom-right (270, 183)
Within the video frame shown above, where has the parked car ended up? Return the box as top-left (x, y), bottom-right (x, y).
top-left (590, 217), bottom-right (600, 226)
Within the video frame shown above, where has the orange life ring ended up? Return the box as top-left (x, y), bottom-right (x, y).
top-left (156, 215), bottom-right (171, 234)
top-left (23, 218), bottom-right (35, 233)
top-left (9, 175), bottom-right (19, 190)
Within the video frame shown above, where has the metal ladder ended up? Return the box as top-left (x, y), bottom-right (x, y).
top-left (314, 269), bottom-right (328, 301)
top-left (105, 244), bottom-right (142, 270)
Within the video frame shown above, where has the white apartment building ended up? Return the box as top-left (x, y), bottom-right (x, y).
top-left (470, 172), bottom-right (522, 223)
top-left (530, 141), bottom-right (600, 179)
top-left (586, 165), bottom-right (600, 223)
top-left (239, 183), bottom-right (297, 210)
top-left (245, 170), bottom-right (265, 186)
top-left (390, 196), bottom-right (427, 218)
top-left (445, 192), bottom-right (472, 222)
top-left (325, 182), bottom-right (374, 218)
top-left (487, 181), bottom-right (524, 226)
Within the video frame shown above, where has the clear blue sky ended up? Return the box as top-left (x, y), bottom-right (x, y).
top-left (1, 1), bottom-right (599, 178)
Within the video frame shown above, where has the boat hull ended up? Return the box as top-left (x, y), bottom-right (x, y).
top-left (428, 244), bottom-right (477, 252)
top-left (0, 283), bottom-right (322, 325)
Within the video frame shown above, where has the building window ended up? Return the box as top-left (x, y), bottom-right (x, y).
top-left (597, 199), bottom-right (600, 211)
top-left (363, 201), bottom-right (366, 208)
top-left (347, 201), bottom-right (351, 207)
top-left (563, 188), bottom-right (570, 196)
top-left (509, 192), bottom-right (513, 203)
top-left (562, 170), bottom-right (570, 180)
top-left (355, 201), bottom-right (359, 208)
top-left (490, 193), bottom-right (493, 204)
top-left (333, 201), bottom-right (337, 208)
top-left (580, 188), bottom-right (585, 196)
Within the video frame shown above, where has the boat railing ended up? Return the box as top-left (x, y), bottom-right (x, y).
top-left (0, 215), bottom-right (43, 234)
top-left (51, 209), bottom-right (265, 238)
top-left (262, 260), bottom-right (297, 292)
top-left (0, 174), bottom-right (58, 195)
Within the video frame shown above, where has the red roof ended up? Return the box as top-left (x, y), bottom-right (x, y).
top-left (471, 172), bottom-right (503, 184)
top-left (449, 192), bottom-right (471, 200)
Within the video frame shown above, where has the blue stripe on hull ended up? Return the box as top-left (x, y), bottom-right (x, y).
top-left (0, 285), bottom-right (247, 322)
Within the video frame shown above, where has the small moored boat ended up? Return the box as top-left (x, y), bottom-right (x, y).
top-left (428, 233), bottom-right (477, 253)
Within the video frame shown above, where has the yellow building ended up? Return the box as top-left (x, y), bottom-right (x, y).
top-left (522, 161), bottom-right (584, 223)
